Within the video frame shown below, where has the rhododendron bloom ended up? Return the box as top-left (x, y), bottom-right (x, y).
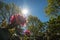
top-left (10, 14), bottom-right (27, 26)
top-left (24, 30), bottom-right (31, 36)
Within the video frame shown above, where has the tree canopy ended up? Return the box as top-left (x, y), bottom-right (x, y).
top-left (45, 0), bottom-right (60, 17)
top-left (27, 15), bottom-right (43, 36)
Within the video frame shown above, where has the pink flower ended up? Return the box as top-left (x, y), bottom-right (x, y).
top-left (10, 15), bottom-right (15, 24)
top-left (24, 30), bottom-right (31, 36)
top-left (10, 14), bottom-right (27, 26)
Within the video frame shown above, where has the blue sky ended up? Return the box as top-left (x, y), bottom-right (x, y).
top-left (2, 0), bottom-right (49, 22)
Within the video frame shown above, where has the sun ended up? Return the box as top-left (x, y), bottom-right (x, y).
top-left (22, 8), bottom-right (28, 15)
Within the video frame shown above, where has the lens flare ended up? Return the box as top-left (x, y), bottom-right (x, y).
top-left (22, 9), bottom-right (28, 15)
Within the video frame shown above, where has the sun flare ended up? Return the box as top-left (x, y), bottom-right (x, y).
top-left (22, 8), bottom-right (28, 15)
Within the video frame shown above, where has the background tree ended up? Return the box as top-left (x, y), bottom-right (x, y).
top-left (45, 0), bottom-right (60, 40)
top-left (0, 1), bottom-right (21, 27)
top-left (47, 15), bottom-right (60, 33)
top-left (45, 0), bottom-right (60, 17)
top-left (27, 15), bottom-right (43, 36)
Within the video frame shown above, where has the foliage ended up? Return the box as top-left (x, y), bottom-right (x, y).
top-left (47, 15), bottom-right (60, 33)
top-left (0, 0), bottom-right (60, 40)
top-left (27, 15), bottom-right (43, 36)
top-left (0, 1), bottom-right (20, 23)
top-left (45, 0), bottom-right (60, 17)
top-left (45, 0), bottom-right (60, 40)
top-left (0, 1), bottom-right (21, 28)
top-left (45, 0), bottom-right (60, 35)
